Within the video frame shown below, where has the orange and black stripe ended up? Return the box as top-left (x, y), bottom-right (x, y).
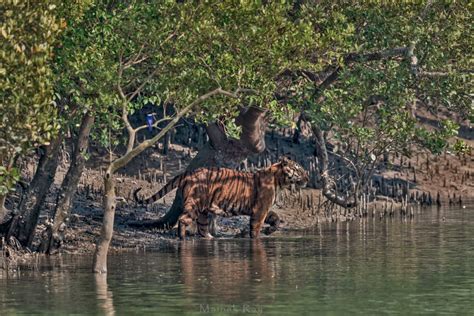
top-left (133, 171), bottom-right (190, 204)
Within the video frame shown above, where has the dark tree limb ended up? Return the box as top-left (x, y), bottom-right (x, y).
top-left (292, 112), bottom-right (312, 144)
top-left (39, 112), bottom-right (95, 254)
top-left (235, 106), bottom-right (268, 154)
top-left (6, 134), bottom-right (63, 248)
top-left (312, 124), bottom-right (356, 208)
top-left (186, 106), bottom-right (268, 171)
top-left (206, 122), bottom-right (227, 148)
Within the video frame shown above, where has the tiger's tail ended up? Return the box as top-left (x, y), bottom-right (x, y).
top-left (133, 172), bottom-right (187, 205)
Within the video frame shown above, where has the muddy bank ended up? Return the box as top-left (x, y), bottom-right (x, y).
top-left (2, 127), bottom-right (473, 260)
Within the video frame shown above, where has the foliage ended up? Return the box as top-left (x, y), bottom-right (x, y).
top-left (0, 0), bottom-right (94, 193)
top-left (2, 0), bottom-right (471, 193)
top-left (0, 166), bottom-right (19, 196)
top-left (1, 1), bottom-right (63, 187)
top-left (287, 1), bottom-right (473, 189)
top-left (452, 139), bottom-right (471, 156)
top-left (55, 1), bottom-right (316, 149)
top-left (166, 2), bottom-right (315, 127)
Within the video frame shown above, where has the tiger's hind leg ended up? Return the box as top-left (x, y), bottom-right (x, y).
top-left (178, 200), bottom-right (197, 239)
top-left (178, 188), bottom-right (201, 239)
top-left (178, 213), bottom-right (193, 240)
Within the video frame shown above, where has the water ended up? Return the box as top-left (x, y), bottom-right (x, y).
top-left (1, 206), bottom-right (473, 315)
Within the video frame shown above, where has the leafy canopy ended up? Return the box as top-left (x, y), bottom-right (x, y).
top-left (0, 0), bottom-right (93, 194)
top-left (295, 1), bottom-right (472, 163)
top-left (56, 1), bottom-right (316, 145)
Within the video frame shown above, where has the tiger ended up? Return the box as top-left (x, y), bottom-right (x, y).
top-left (133, 156), bottom-right (308, 239)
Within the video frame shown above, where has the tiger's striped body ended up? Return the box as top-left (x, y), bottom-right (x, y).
top-left (134, 157), bottom-right (308, 239)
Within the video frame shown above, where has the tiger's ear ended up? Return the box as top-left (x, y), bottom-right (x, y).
top-left (279, 156), bottom-right (290, 166)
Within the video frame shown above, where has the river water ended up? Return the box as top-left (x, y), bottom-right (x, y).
top-left (1, 206), bottom-right (473, 315)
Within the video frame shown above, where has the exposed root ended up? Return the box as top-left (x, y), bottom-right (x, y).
top-left (1, 236), bottom-right (40, 272)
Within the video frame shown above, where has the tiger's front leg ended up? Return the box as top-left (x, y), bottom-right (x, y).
top-left (249, 214), bottom-right (266, 238)
top-left (249, 205), bottom-right (271, 239)
top-left (249, 185), bottom-right (276, 238)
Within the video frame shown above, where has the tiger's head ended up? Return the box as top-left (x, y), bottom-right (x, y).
top-left (277, 156), bottom-right (309, 188)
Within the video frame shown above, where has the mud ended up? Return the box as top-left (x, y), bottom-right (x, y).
top-left (4, 117), bottom-right (474, 257)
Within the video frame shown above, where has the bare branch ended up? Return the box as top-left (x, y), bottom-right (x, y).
top-left (123, 56), bottom-right (149, 70)
top-left (134, 117), bottom-right (174, 134)
top-left (407, 41), bottom-right (418, 76)
top-left (120, 31), bottom-right (179, 102)
top-left (123, 44), bottom-right (148, 69)
top-left (345, 46), bottom-right (408, 63)
top-left (110, 87), bottom-right (249, 173)
top-left (418, 69), bottom-right (474, 77)
top-left (126, 68), bottom-right (160, 102)
top-left (328, 150), bottom-right (358, 174)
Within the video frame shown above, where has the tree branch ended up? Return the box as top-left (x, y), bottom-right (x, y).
top-left (418, 69), bottom-right (474, 77)
top-left (206, 122), bottom-right (228, 148)
top-left (126, 68), bottom-right (160, 103)
top-left (235, 105), bottom-right (268, 153)
top-left (123, 43), bottom-right (147, 69)
top-left (110, 88), bottom-right (248, 174)
top-left (312, 124), bottom-right (357, 208)
top-left (345, 46), bottom-right (408, 63)
top-left (134, 117), bottom-right (174, 134)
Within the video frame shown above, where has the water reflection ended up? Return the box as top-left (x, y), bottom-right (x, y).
top-left (179, 240), bottom-right (275, 303)
top-left (95, 274), bottom-right (115, 316)
top-left (0, 206), bottom-right (473, 315)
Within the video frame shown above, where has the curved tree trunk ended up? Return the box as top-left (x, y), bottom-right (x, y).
top-left (312, 124), bottom-right (357, 208)
top-left (6, 135), bottom-right (63, 248)
top-left (162, 131), bottom-right (171, 155)
top-left (94, 93), bottom-right (204, 273)
top-left (292, 113), bottom-right (309, 144)
top-left (39, 113), bottom-right (95, 254)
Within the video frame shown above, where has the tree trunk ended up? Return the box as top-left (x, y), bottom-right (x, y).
top-left (0, 156), bottom-right (17, 223)
top-left (0, 195), bottom-right (7, 223)
top-left (93, 170), bottom-right (116, 273)
top-left (6, 135), bottom-right (63, 248)
top-left (162, 131), bottom-right (171, 155)
top-left (292, 113), bottom-right (305, 144)
top-left (39, 113), bottom-right (95, 254)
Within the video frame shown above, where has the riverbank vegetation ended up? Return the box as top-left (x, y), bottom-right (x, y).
top-left (1, 1), bottom-right (472, 272)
